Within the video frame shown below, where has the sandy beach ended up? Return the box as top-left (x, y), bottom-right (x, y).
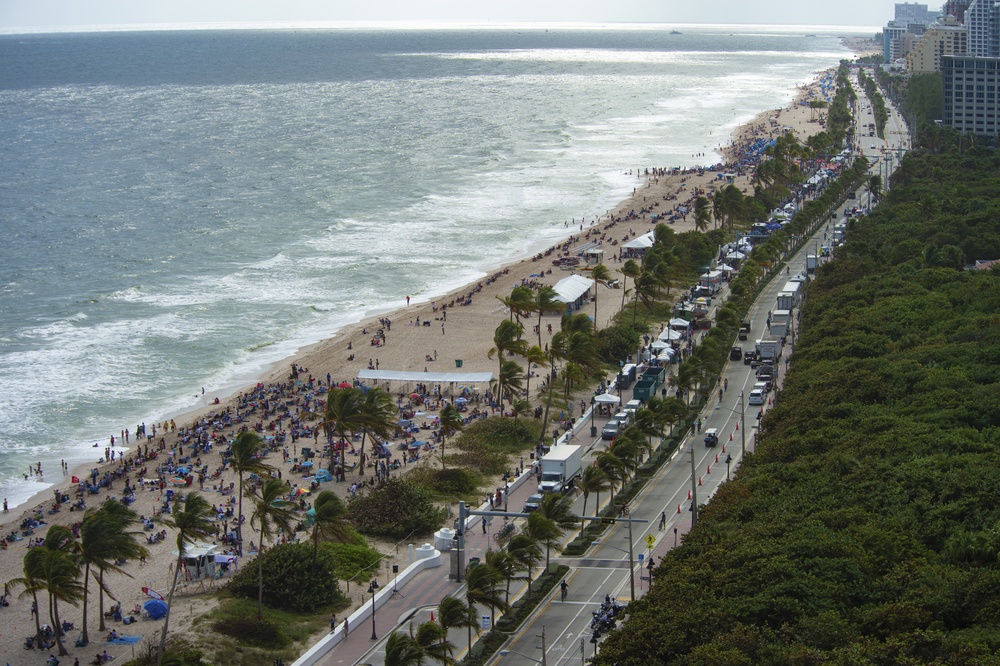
top-left (0, 68), bottom-right (836, 664)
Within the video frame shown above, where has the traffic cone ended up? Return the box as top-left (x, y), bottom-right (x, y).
top-left (729, 432), bottom-right (733, 441)
top-left (430, 611), bottom-right (435, 622)
top-left (735, 421), bottom-right (739, 430)
top-left (698, 476), bottom-right (702, 486)
top-left (715, 453), bottom-right (719, 463)
top-left (722, 442), bottom-right (726, 452)
top-left (677, 504), bottom-right (682, 514)
top-left (707, 464), bottom-right (712, 475)
top-left (687, 489), bottom-right (691, 500)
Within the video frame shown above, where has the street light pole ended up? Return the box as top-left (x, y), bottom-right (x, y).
top-left (368, 579), bottom-right (380, 640)
top-left (726, 453), bottom-right (733, 481)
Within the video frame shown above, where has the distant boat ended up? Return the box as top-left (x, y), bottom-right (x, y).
top-left (805, 34), bottom-right (818, 37)
top-left (670, 30), bottom-right (682, 35)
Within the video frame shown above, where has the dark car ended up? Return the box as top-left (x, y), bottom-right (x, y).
top-left (730, 345), bottom-right (742, 361)
top-left (744, 350), bottom-right (756, 366)
top-left (523, 494), bottom-right (544, 513)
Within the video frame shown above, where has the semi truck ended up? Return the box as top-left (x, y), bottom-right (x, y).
top-left (537, 444), bottom-right (584, 494)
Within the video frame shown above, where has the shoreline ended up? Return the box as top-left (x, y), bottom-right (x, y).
top-left (0, 65), bottom-right (839, 664)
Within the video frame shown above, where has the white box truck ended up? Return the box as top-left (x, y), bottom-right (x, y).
top-left (537, 444), bottom-right (584, 494)
top-left (756, 335), bottom-right (782, 362)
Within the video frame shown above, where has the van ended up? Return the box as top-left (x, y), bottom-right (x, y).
top-left (601, 420), bottom-right (623, 440)
top-left (624, 399), bottom-right (642, 415)
top-left (748, 388), bottom-right (765, 405)
top-left (754, 381), bottom-right (770, 395)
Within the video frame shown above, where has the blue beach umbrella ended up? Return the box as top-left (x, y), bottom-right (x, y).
top-left (143, 599), bottom-right (168, 620)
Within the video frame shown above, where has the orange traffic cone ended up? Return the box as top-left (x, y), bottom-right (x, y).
top-left (687, 489), bottom-right (691, 500)
top-left (735, 421), bottom-right (739, 430)
top-left (698, 476), bottom-right (703, 486)
top-left (707, 464), bottom-right (712, 475)
top-left (677, 504), bottom-right (681, 514)
top-left (715, 453), bottom-right (719, 463)
top-left (430, 611), bottom-right (435, 622)
top-left (722, 442), bottom-right (726, 452)
top-left (729, 432), bottom-right (733, 441)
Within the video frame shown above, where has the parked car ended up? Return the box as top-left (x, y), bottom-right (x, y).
top-left (730, 345), bottom-right (742, 361)
top-left (754, 380), bottom-right (771, 395)
top-left (748, 388), bottom-right (766, 405)
top-left (743, 350), bottom-right (755, 366)
top-left (523, 494), bottom-right (544, 513)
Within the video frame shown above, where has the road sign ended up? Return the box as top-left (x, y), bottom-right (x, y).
top-left (600, 517), bottom-right (616, 525)
top-left (645, 534), bottom-right (656, 549)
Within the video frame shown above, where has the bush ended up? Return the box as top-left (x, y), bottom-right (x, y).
top-left (347, 478), bottom-right (446, 540)
top-left (226, 542), bottom-right (346, 612)
top-left (448, 449), bottom-right (509, 475)
top-left (454, 417), bottom-right (538, 454)
top-left (597, 323), bottom-right (642, 364)
top-left (327, 541), bottom-right (381, 582)
top-left (407, 466), bottom-right (484, 496)
top-left (212, 616), bottom-right (288, 649)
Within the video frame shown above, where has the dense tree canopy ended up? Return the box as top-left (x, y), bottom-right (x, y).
top-left (596, 139), bottom-right (1000, 663)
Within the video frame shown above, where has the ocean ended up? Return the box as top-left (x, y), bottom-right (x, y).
top-left (0, 24), bottom-right (861, 508)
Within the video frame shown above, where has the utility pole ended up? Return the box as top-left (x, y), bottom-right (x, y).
top-left (627, 514), bottom-right (635, 603)
top-left (689, 446), bottom-right (698, 528)
top-left (455, 501), bottom-right (466, 583)
top-left (539, 626), bottom-right (548, 666)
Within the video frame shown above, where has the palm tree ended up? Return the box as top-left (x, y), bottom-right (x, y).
top-left (158, 492), bottom-right (215, 666)
top-left (506, 534), bottom-right (542, 594)
top-left (38, 546), bottom-right (83, 657)
top-left (248, 477), bottom-right (296, 619)
top-left (484, 548), bottom-right (518, 605)
top-left (596, 452), bottom-right (627, 505)
top-left (464, 562), bottom-right (508, 647)
top-left (492, 360), bottom-right (525, 412)
top-left (693, 196), bottom-right (712, 232)
top-left (866, 174), bottom-right (883, 205)
top-left (619, 260), bottom-right (641, 311)
top-left (590, 263), bottom-right (611, 330)
top-left (415, 619), bottom-right (455, 665)
top-left (577, 465), bottom-right (610, 526)
top-left (438, 403), bottom-right (464, 471)
top-left (9, 546), bottom-right (47, 650)
top-left (310, 490), bottom-right (352, 561)
top-left (384, 630), bottom-right (425, 666)
top-left (533, 285), bottom-right (562, 347)
top-left (488, 320), bottom-right (528, 396)
top-left (80, 501), bottom-right (148, 643)
top-left (321, 386), bottom-right (363, 475)
top-left (497, 284), bottom-right (535, 326)
top-left (355, 387), bottom-right (400, 476)
top-left (525, 512), bottom-right (563, 574)
top-left (230, 430), bottom-right (273, 554)
top-left (522, 344), bottom-right (548, 401)
top-left (438, 595), bottom-right (478, 658)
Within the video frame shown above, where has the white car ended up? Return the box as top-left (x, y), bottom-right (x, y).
top-left (748, 388), bottom-right (766, 406)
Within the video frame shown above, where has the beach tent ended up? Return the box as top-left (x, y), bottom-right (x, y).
top-left (313, 468), bottom-right (333, 483)
top-left (726, 251), bottom-right (747, 261)
top-left (552, 275), bottom-right (595, 310)
top-left (657, 328), bottom-right (683, 341)
top-left (668, 318), bottom-right (690, 329)
top-left (622, 232), bottom-right (655, 250)
top-left (593, 393), bottom-right (621, 404)
top-left (650, 340), bottom-right (673, 351)
top-left (143, 599), bottom-right (168, 620)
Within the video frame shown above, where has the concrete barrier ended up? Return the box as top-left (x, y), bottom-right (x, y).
top-left (291, 547), bottom-right (443, 666)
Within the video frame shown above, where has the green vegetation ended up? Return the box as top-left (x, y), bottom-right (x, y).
top-left (226, 542), bottom-right (347, 612)
top-left (858, 67), bottom-right (889, 138)
top-left (347, 477), bottom-right (447, 540)
top-left (449, 415), bottom-right (539, 474)
top-left (595, 138), bottom-right (1000, 663)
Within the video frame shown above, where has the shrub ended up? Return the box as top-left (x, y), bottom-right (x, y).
top-left (347, 478), bottom-right (446, 540)
top-left (596, 323), bottom-right (642, 364)
top-left (327, 541), bottom-right (381, 582)
top-left (454, 417), bottom-right (537, 454)
top-left (447, 449), bottom-right (509, 475)
top-left (407, 466), bottom-right (484, 496)
top-left (212, 616), bottom-right (288, 649)
top-left (226, 542), bottom-right (346, 612)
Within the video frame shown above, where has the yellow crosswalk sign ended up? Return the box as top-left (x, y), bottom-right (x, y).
top-left (645, 534), bottom-right (656, 548)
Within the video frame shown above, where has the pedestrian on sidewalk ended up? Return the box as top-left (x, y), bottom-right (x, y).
top-left (330, 613), bottom-right (337, 632)
top-left (659, 511), bottom-right (666, 530)
top-left (482, 516), bottom-right (487, 534)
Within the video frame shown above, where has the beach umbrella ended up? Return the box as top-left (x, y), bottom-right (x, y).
top-left (455, 397), bottom-right (468, 404)
top-left (337, 381), bottom-right (351, 389)
top-left (143, 599), bottom-right (168, 620)
top-left (293, 487), bottom-right (309, 497)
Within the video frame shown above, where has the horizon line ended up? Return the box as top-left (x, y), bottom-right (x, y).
top-left (0, 19), bottom-right (882, 37)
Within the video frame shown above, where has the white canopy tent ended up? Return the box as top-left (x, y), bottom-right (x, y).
top-left (718, 263), bottom-right (735, 272)
top-left (650, 339), bottom-right (673, 350)
top-left (726, 251), bottom-right (747, 261)
top-left (552, 274), bottom-right (595, 305)
top-left (358, 370), bottom-right (494, 383)
top-left (622, 232), bottom-right (655, 250)
top-left (669, 317), bottom-right (690, 329)
top-left (593, 393), bottom-right (621, 404)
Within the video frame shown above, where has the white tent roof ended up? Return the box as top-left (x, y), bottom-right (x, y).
top-left (669, 318), bottom-right (690, 328)
top-left (657, 328), bottom-right (683, 341)
top-left (622, 232), bottom-right (655, 249)
top-left (726, 251), bottom-right (747, 260)
top-left (553, 274), bottom-right (595, 304)
top-left (718, 263), bottom-right (735, 272)
top-left (175, 542), bottom-right (220, 559)
top-left (358, 369), bottom-right (494, 383)
top-left (593, 393), bottom-right (621, 404)
top-left (650, 339), bottom-right (673, 350)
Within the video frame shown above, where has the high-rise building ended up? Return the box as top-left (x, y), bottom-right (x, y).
top-left (945, 0), bottom-right (972, 23)
top-left (966, 0), bottom-right (1000, 56)
top-left (906, 20), bottom-right (968, 73)
top-left (895, 2), bottom-right (940, 22)
top-left (942, 55), bottom-right (1000, 134)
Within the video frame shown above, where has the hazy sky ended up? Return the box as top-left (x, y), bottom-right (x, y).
top-left (1, 0), bottom-right (898, 32)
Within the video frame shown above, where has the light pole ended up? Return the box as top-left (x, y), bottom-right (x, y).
top-left (726, 453), bottom-right (733, 480)
top-left (367, 579), bottom-right (379, 640)
top-left (689, 446), bottom-right (698, 528)
top-left (739, 390), bottom-right (746, 459)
